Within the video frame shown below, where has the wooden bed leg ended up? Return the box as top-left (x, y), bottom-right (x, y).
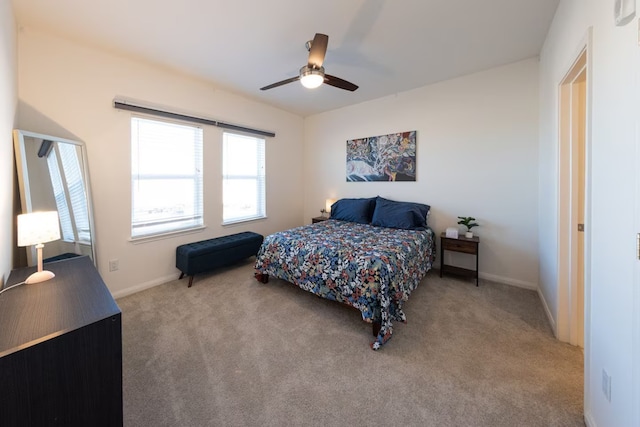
top-left (372, 320), bottom-right (382, 337)
top-left (254, 272), bottom-right (269, 283)
top-left (188, 276), bottom-right (194, 288)
top-left (179, 272), bottom-right (184, 280)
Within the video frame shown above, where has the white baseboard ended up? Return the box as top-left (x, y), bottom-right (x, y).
top-left (473, 272), bottom-right (560, 338)
top-left (112, 273), bottom-right (179, 300)
top-left (537, 286), bottom-right (557, 337)
top-left (474, 270), bottom-right (559, 339)
top-left (478, 272), bottom-right (538, 291)
top-left (434, 261), bottom-right (538, 291)
top-left (584, 411), bottom-right (596, 427)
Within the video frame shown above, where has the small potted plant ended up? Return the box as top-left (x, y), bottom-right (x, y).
top-left (457, 216), bottom-right (479, 238)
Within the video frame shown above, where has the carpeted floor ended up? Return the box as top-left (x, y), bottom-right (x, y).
top-left (118, 259), bottom-right (584, 426)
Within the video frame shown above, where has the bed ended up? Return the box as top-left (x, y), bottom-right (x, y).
top-left (254, 196), bottom-right (436, 349)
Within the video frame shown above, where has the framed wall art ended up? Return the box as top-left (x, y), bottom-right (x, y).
top-left (346, 130), bottom-right (416, 182)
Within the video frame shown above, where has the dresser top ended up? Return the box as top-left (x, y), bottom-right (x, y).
top-left (0, 256), bottom-right (120, 357)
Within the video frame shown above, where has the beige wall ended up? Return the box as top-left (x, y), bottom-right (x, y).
top-left (15, 26), bottom-right (542, 293)
top-left (539, 0), bottom-right (640, 425)
top-left (304, 58), bottom-right (540, 288)
top-left (0, 0), bottom-right (17, 285)
top-left (17, 27), bottom-right (305, 297)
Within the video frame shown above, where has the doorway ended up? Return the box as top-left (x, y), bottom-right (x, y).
top-left (558, 47), bottom-right (588, 348)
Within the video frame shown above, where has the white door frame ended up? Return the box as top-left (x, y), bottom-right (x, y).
top-left (557, 33), bottom-right (591, 348)
top-left (556, 29), bottom-right (592, 419)
top-left (633, 20), bottom-right (640, 426)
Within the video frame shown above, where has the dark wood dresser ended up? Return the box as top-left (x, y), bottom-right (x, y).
top-left (0, 256), bottom-right (123, 426)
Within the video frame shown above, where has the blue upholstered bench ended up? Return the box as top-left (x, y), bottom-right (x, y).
top-left (176, 231), bottom-right (264, 287)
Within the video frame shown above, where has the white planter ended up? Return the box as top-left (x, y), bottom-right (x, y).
top-left (465, 231), bottom-right (473, 238)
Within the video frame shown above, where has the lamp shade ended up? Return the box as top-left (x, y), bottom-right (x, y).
top-left (18, 211), bottom-right (61, 247)
top-left (325, 199), bottom-right (335, 214)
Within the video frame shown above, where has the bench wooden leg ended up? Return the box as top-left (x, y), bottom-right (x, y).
top-left (188, 276), bottom-right (194, 288)
top-left (179, 272), bottom-right (184, 280)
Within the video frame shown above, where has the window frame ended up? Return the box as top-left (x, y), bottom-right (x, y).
top-left (130, 115), bottom-right (204, 240)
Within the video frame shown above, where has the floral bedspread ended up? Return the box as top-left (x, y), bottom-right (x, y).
top-left (254, 219), bottom-right (436, 349)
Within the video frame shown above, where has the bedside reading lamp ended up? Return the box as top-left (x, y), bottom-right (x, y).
top-left (18, 211), bottom-right (61, 284)
top-left (325, 199), bottom-right (335, 217)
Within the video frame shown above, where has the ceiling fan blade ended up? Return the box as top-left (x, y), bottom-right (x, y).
top-left (324, 74), bottom-right (359, 91)
top-left (260, 76), bottom-right (300, 91)
top-left (307, 33), bottom-right (329, 68)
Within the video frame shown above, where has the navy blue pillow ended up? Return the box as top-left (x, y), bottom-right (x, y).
top-left (371, 197), bottom-right (430, 230)
top-left (330, 197), bottom-right (376, 224)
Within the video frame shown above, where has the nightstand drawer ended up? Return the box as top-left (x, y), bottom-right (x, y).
top-left (441, 238), bottom-right (477, 254)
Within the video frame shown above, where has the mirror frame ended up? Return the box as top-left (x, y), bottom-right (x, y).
top-left (13, 129), bottom-right (97, 267)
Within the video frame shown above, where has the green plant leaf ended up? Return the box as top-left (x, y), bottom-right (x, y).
top-left (456, 216), bottom-right (479, 230)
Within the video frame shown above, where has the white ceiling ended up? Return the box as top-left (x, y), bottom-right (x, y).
top-left (12, 0), bottom-right (559, 117)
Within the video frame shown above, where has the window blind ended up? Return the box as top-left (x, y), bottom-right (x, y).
top-left (47, 150), bottom-right (74, 242)
top-left (131, 116), bottom-right (203, 238)
top-left (58, 143), bottom-right (91, 243)
top-left (222, 132), bottom-right (266, 223)
top-left (47, 144), bottom-right (92, 244)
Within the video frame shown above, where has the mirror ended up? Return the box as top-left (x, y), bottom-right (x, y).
top-left (13, 130), bottom-right (97, 267)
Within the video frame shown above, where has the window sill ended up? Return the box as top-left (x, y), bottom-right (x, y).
top-left (222, 216), bottom-right (267, 226)
top-left (129, 225), bottom-right (206, 244)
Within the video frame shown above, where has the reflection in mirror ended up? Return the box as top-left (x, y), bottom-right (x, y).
top-left (13, 130), bottom-right (97, 267)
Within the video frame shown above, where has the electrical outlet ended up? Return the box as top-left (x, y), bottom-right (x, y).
top-left (109, 259), bottom-right (119, 272)
top-left (602, 369), bottom-right (611, 402)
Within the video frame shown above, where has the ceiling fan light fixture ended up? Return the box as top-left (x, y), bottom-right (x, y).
top-left (260, 35), bottom-right (357, 92)
top-left (300, 66), bottom-right (324, 89)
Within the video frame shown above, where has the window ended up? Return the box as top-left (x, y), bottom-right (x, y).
top-left (222, 132), bottom-right (265, 224)
top-left (131, 116), bottom-right (203, 238)
top-left (47, 143), bottom-right (91, 244)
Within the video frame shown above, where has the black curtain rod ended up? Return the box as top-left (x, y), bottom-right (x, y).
top-left (113, 100), bottom-right (276, 138)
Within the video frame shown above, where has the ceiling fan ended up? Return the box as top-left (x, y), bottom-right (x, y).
top-left (260, 33), bottom-right (359, 92)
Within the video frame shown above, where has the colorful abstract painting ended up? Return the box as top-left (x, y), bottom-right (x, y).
top-left (346, 131), bottom-right (416, 182)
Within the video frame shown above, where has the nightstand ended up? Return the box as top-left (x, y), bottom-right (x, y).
top-left (312, 216), bottom-right (329, 224)
top-left (440, 232), bottom-right (480, 286)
